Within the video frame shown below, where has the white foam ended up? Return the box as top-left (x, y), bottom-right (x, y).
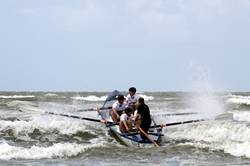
top-left (138, 94), bottom-right (154, 101)
top-left (187, 92), bottom-right (224, 119)
top-left (0, 115), bottom-right (92, 136)
top-left (0, 95), bottom-right (35, 99)
top-left (71, 95), bottom-right (107, 101)
top-left (164, 97), bottom-right (178, 101)
top-left (232, 111), bottom-right (250, 122)
top-left (6, 101), bottom-right (42, 113)
top-left (71, 94), bottom-right (154, 102)
top-left (0, 141), bottom-right (104, 160)
top-left (44, 93), bottom-right (58, 97)
top-left (166, 120), bottom-right (250, 158)
top-left (227, 95), bottom-right (250, 105)
top-left (7, 100), bottom-right (36, 107)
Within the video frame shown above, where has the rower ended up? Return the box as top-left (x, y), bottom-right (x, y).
top-left (119, 107), bottom-right (134, 133)
top-left (126, 87), bottom-right (139, 110)
top-left (110, 95), bottom-right (126, 123)
top-left (134, 97), bottom-right (152, 140)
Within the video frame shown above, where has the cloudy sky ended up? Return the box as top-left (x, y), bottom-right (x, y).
top-left (0, 0), bottom-right (250, 91)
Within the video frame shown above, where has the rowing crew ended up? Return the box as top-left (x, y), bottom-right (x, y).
top-left (98, 87), bottom-right (152, 139)
top-left (110, 87), bottom-right (139, 123)
top-left (120, 97), bottom-right (152, 140)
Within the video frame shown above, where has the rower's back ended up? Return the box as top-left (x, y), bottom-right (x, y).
top-left (137, 97), bottom-right (152, 134)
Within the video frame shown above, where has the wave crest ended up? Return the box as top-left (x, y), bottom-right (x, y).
top-left (71, 95), bottom-right (107, 101)
top-left (227, 95), bottom-right (250, 105)
top-left (0, 141), bottom-right (104, 160)
top-left (166, 120), bottom-right (250, 158)
top-left (0, 95), bottom-right (35, 99)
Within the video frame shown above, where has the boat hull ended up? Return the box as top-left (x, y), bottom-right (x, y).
top-left (107, 124), bottom-right (163, 147)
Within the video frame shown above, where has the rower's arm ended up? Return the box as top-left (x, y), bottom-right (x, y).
top-left (123, 121), bottom-right (129, 132)
top-left (113, 108), bottom-right (120, 118)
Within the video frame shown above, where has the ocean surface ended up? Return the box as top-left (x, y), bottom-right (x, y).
top-left (0, 91), bottom-right (250, 165)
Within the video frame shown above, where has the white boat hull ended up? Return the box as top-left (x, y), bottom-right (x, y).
top-left (107, 124), bottom-right (162, 147)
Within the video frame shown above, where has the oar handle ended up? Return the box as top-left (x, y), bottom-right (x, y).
top-left (138, 127), bottom-right (159, 147)
top-left (150, 119), bottom-right (206, 128)
top-left (78, 106), bottom-right (112, 112)
top-left (46, 112), bottom-right (115, 125)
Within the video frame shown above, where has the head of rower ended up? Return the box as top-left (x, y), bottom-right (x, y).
top-left (128, 87), bottom-right (136, 97)
top-left (125, 107), bottom-right (133, 117)
top-left (117, 95), bottom-right (125, 104)
top-left (136, 97), bottom-right (145, 107)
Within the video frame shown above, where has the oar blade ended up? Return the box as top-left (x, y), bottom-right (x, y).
top-left (77, 90), bottom-right (122, 112)
top-left (102, 90), bottom-right (123, 107)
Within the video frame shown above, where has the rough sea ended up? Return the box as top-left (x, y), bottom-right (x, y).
top-left (0, 91), bottom-right (250, 166)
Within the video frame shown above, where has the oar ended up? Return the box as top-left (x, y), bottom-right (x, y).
top-left (138, 127), bottom-right (160, 147)
top-left (77, 90), bottom-right (122, 112)
top-left (46, 112), bottom-right (115, 125)
top-left (150, 119), bottom-right (206, 128)
top-left (78, 106), bottom-right (112, 112)
top-left (155, 112), bottom-right (198, 116)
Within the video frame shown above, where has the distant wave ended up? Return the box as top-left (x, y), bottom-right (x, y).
top-left (0, 95), bottom-right (35, 99)
top-left (44, 93), bottom-right (58, 97)
top-left (0, 141), bottom-right (104, 160)
top-left (227, 95), bottom-right (250, 105)
top-left (71, 95), bottom-right (107, 101)
top-left (71, 94), bottom-right (154, 102)
top-left (164, 97), bottom-right (178, 101)
top-left (138, 94), bottom-right (154, 101)
top-left (6, 100), bottom-right (42, 113)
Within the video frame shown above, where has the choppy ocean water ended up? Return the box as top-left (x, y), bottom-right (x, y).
top-left (0, 91), bottom-right (250, 165)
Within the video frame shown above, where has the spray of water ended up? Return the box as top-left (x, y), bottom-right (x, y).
top-left (187, 64), bottom-right (224, 119)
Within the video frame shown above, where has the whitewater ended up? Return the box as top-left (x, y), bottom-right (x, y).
top-left (0, 91), bottom-right (250, 165)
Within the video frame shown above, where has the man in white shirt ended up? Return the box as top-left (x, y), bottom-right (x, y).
top-left (119, 107), bottom-right (134, 133)
top-left (126, 87), bottom-right (139, 110)
top-left (110, 95), bottom-right (126, 122)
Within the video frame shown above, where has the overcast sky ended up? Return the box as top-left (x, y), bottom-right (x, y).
top-left (0, 0), bottom-right (250, 91)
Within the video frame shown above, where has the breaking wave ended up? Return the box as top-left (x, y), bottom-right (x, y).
top-left (71, 94), bottom-right (154, 102)
top-left (71, 96), bottom-right (107, 101)
top-left (232, 111), bottom-right (250, 122)
top-left (166, 120), bottom-right (250, 158)
top-left (0, 95), bottom-right (35, 99)
top-left (0, 140), bottom-right (105, 160)
top-left (44, 93), bottom-right (58, 97)
top-left (227, 95), bottom-right (250, 105)
top-left (138, 94), bottom-right (154, 101)
top-left (0, 116), bottom-right (93, 137)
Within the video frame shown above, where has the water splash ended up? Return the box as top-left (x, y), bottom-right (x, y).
top-left (187, 64), bottom-right (224, 119)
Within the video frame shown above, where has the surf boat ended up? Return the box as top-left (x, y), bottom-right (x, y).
top-left (47, 90), bottom-right (204, 147)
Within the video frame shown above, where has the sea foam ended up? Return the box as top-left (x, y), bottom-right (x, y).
top-left (0, 141), bottom-right (104, 160)
top-left (71, 95), bottom-right (107, 101)
top-left (227, 95), bottom-right (250, 105)
top-left (0, 95), bottom-right (35, 99)
top-left (0, 116), bottom-right (91, 137)
top-left (71, 94), bottom-right (154, 101)
top-left (138, 94), bottom-right (154, 101)
top-left (166, 120), bottom-right (250, 158)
